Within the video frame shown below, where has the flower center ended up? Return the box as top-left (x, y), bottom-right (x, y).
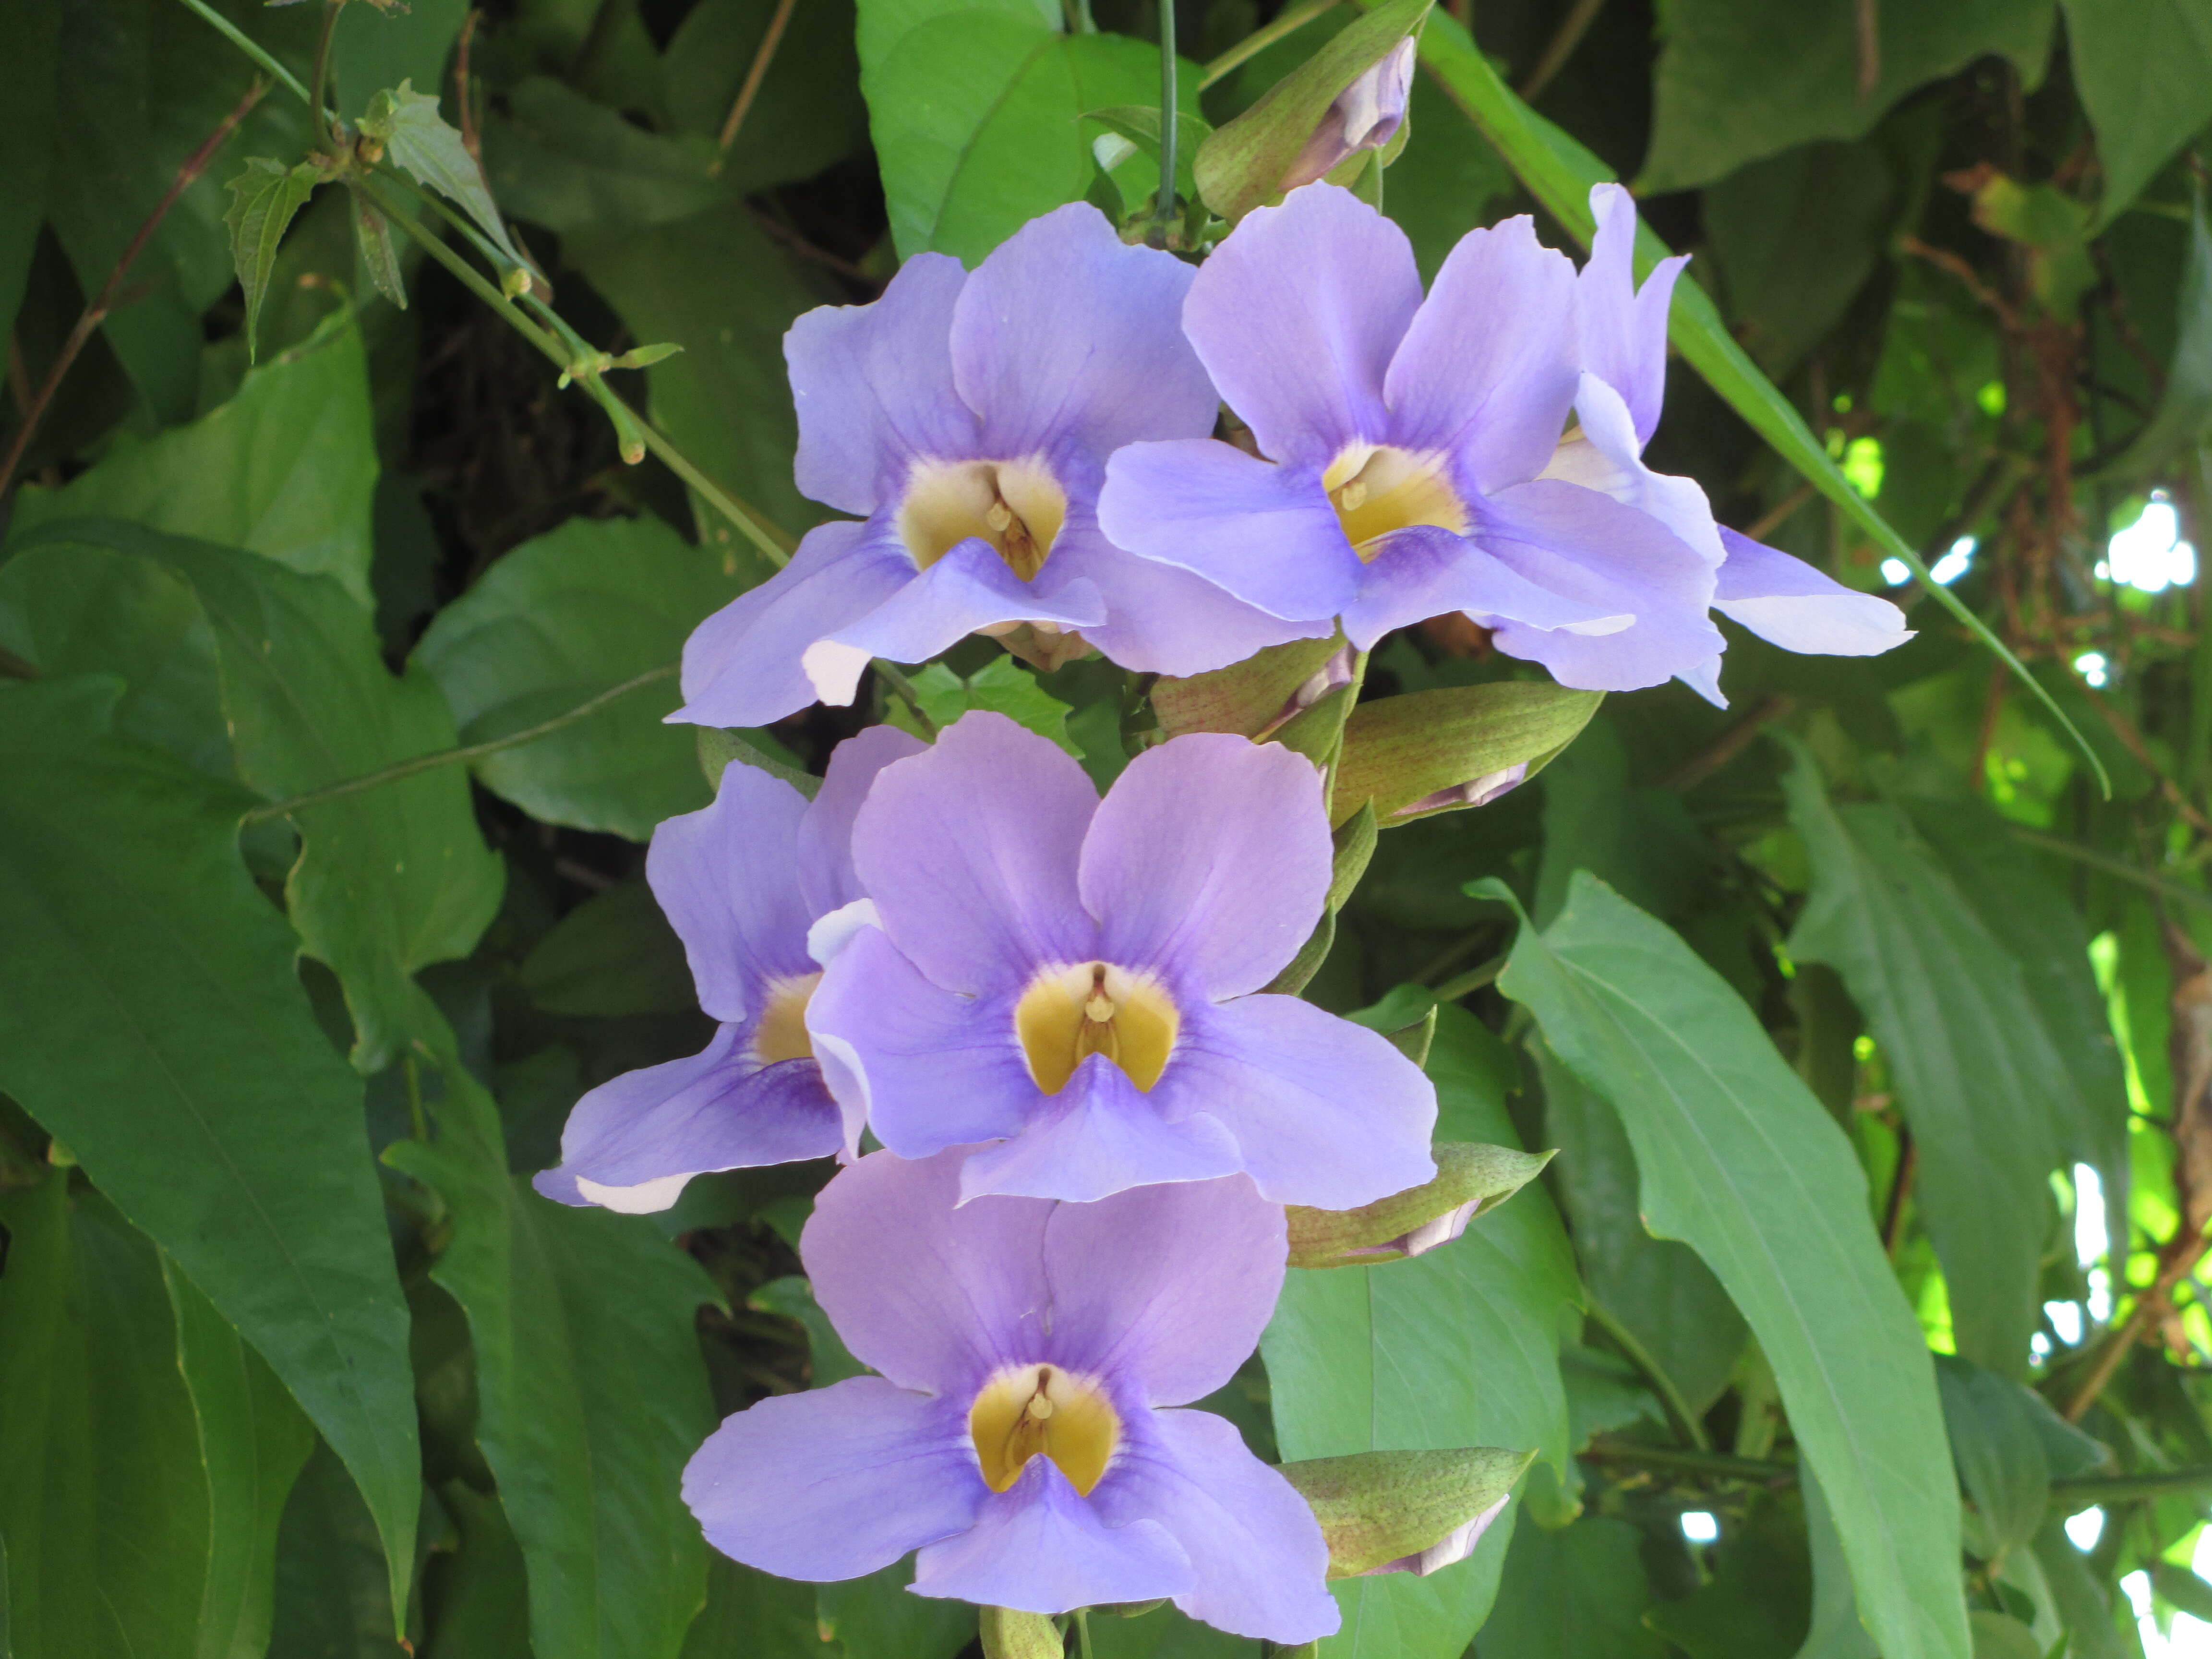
top-left (1322, 444), bottom-right (1467, 561)
top-left (1014, 962), bottom-right (1179, 1096)
top-left (898, 458), bottom-right (1068, 582)
top-left (968, 1362), bottom-right (1119, 1496)
top-left (751, 972), bottom-right (822, 1066)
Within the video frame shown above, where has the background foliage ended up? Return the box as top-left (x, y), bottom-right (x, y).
top-left (6, 0), bottom-right (2212, 1654)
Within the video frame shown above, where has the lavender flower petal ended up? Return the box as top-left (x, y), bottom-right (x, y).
top-left (1713, 527), bottom-right (1914, 655)
top-left (1049, 521), bottom-right (1335, 677)
top-left (1578, 184), bottom-right (1688, 449)
top-left (1078, 733), bottom-right (1333, 1000)
top-left (812, 540), bottom-right (1107, 690)
top-left (648, 762), bottom-right (815, 1023)
top-left (1384, 214), bottom-right (1580, 495)
top-left (1097, 439), bottom-right (1360, 620)
top-left (532, 1032), bottom-right (841, 1211)
top-left (954, 1055), bottom-right (1247, 1205)
top-left (911, 1460), bottom-right (1194, 1615)
top-left (786, 252), bottom-right (976, 516)
top-left (1093, 1410), bottom-right (1342, 1643)
top-left (1339, 523), bottom-right (1631, 653)
top-left (851, 711), bottom-right (1099, 991)
top-left (951, 204), bottom-right (1217, 461)
top-left (1181, 184), bottom-right (1423, 469)
top-left (682, 1377), bottom-right (983, 1580)
top-left (1168, 995), bottom-right (1437, 1208)
top-left (793, 725), bottom-right (930, 919)
top-left (1540, 373), bottom-right (1726, 566)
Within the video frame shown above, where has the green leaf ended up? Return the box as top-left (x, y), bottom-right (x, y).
top-left (0, 0), bottom-right (62, 338)
top-left (681, 1555), bottom-right (823, 1659)
top-left (663, 0), bottom-right (870, 186)
top-left (567, 201), bottom-right (819, 547)
top-left (166, 1257), bottom-right (319, 1659)
top-left (1332, 683), bottom-right (1601, 829)
top-left (1488, 871), bottom-right (1970, 1659)
top-left (332, 0), bottom-right (468, 133)
top-left (1966, 1611), bottom-right (2043, 1659)
top-left (886, 657), bottom-right (1081, 754)
top-left (750, 1275), bottom-right (868, 1387)
top-left (1636, 0), bottom-right (2053, 192)
top-left (360, 80), bottom-right (530, 272)
top-left (1194, 0), bottom-right (1431, 221)
top-left (2114, 186), bottom-right (2212, 476)
top-left (863, 7), bottom-right (1191, 263)
top-left (1262, 1006), bottom-right (1578, 1657)
top-left (483, 77), bottom-right (729, 234)
top-left (1798, 1468), bottom-right (1881, 1659)
top-left (1644, 1494), bottom-right (1813, 1659)
top-left (1477, 1516), bottom-right (1669, 1659)
top-left (349, 186), bottom-right (408, 310)
top-left (6, 307), bottom-right (380, 605)
top-left (386, 1025), bottom-right (720, 1659)
top-left (27, 521), bottom-right (505, 1071)
top-left (2062, 0), bottom-right (2212, 225)
top-left (266, 1441), bottom-right (399, 1659)
top-left (414, 513), bottom-right (737, 839)
top-left (1406, 12), bottom-right (2108, 793)
top-left (0, 676), bottom-right (420, 1627)
top-left (223, 157), bottom-right (321, 363)
top-left (1935, 1356), bottom-right (2107, 1561)
top-left (1531, 716), bottom-right (1711, 928)
top-left (1782, 753), bottom-right (2072, 1372)
top-left (817, 1562), bottom-right (977, 1659)
top-left (520, 879), bottom-right (697, 1018)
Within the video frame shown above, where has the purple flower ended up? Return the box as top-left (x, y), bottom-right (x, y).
top-left (1554, 184), bottom-right (1912, 700)
top-left (533, 726), bottom-right (923, 1212)
top-left (805, 712), bottom-right (1436, 1207)
top-left (1281, 37), bottom-right (1416, 191)
top-left (1363, 1495), bottom-right (1509, 1576)
top-left (682, 1147), bottom-right (1341, 1643)
top-left (673, 205), bottom-right (1322, 730)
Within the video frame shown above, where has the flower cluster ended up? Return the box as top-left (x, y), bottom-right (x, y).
top-left (544, 179), bottom-right (1911, 1642)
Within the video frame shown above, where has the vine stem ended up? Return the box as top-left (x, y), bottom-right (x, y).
top-left (240, 663), bottom-right (678, 825)
top-left (713, 0), bottom-right (799, 161)
top-left (1198, 0), bottom-right (1334, 90)
top-left (0, 78), bottom-right (265, 500)
top-left (1147, 0), bottom-right (1178, 247)
top-left (308, 0), bottom-right (344, 151)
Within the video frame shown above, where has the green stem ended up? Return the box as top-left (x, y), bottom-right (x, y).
top-left (172, 0), bottom-right (313, 104)
top-left (1581, 1437), bottom-right (1792, 1483)
top-left (240, 663), bottom-right (677, 825)
top-left (2007, 827), bottom-right (2212, 914)
top-left (1430, 954), bottom-right (1505, 1003)
top-left (872, 661), bottom-right (938, 737)
top-left (1199, 0), bottom-right (1336, 89)
top-left (1075, 1609), bottom-right (1094, 1659)
top-left (309, 0), bottom-right (344, 150)
top-left (1584, 1299), bottom-right (1714, 1452)
top-left (1149, 0), bottom-right (1179, 247)
top-left (2051, 1467), bottom-right (2212, 1507)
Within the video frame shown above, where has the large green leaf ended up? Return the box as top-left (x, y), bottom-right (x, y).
top-left (7, 310), bottom-right (379, 604)
top-left (1407, 12), bottom-right (2105, 790)
top-left (1262, 1005), bottom-right (1577, 1658)
top-left (1490, 872), bottom-right (1969, 1659)
top-left (1644, 1493), bottom-right (1813, 1659)
top-left (266, 1442), bottom-right (402, 1659)
top-left (0, 676), bottom-right (420, 1623)
top-left (2062, 0), bottom-right (2212, 225)
top-left (569, 202), bottom-right (819, 548)
top-left (1782, 756), bottom-right (2070, 1372)
top-left (414, 513), bottom-right (738, 839)
top-left (0, 0), bottom-right (60, 337)
top-left (1477, 1516), bottom-right (1669, 1659)
top-left (680, 1557), bottom-right (821, 1659)
top-left (1636, 0), bottom-right (2054, 192)
top-left (15, 520), bottom-right (505, 1071)
top-left (386, 1022), bottom-right (720, 1659)
top-left (331, 0), bottom-right (469, 132)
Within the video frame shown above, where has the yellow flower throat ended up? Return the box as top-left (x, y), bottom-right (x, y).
top-left (1014, 962), bottom-right (1179, 1095)
top-left (968, 1363), bottom-right (1120, 1495)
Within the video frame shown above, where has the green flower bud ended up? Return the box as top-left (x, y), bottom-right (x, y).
top-left (1285, 1142), bottom-right (1553, 1269)
top-left (1277, 1447), bottom-right (1535, 1577)
top-left (978, 1606), bottom-right (1062, 1659)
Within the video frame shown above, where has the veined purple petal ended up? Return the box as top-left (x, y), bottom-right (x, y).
top-left (533, 1031), bottom-right (841, 1211)
top-left (1030, 1168), bottom-right (1286, 1407)
top-left (794, 725), bottom-right (930, 919)
top-left (800, 1147), bottom-right (1053, 1393)
top-left (1578, 184), bottom-right (1687, 450)
top-left (683, 1377), bottom-right (982, 1580)
top-left (1340, 523), bottom-right (1631, 654)
top-left (1048, 522), bottom-right (1334, 677)
top-left (1079, 733), bottom-right (1332, 1000)
top-left (955, 1055), bottom-right (1247, 1205)
top-left (1093, 1410), bottom-right (1340, 1644)
top-left (815, 540), bottom-right (1106, 685)
top-left (1098, 439), bottom-right (1361, 621)
top-left (951, 204), bottom-right (1218, 462)
top-left (1713, 527), bottom-right (1914, 656)
top-left (1384, 214), bottom-right (1580, 494)
top-left (649, 762), bottom-right (814, 1022)
top-left (1540, 373), bottom-right (1724, 566)
top-left (851, 712), bottom-right (1100, 991)
top-left (911, 1460), bottom-right (1193, 1615)
top-left (1167, 995), bottom-right (1436, 1209)
top-left (1183, 184), bottom-right (1423, 469)
top-left (673, 518), bottom-right (915, 728)
top-left (787, 253), bottom-right (977, 516)
top-left (807, 925), bottom-right (1034, 1159)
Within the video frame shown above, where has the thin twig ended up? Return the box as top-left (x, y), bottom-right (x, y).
top-left (1662, 693), bottom-right (1795, 792)
top-left (1198, 0), bottom-right (1336, 91)
top-left (1738, 481), bottom-right (1817, 545)
top-left (1517, 0), bottom-right (1607, 102)
top-left (1430, 955), bottom-right (1505, 1003)
top-left (5, 334), bottom-right (32, 421)
top-left (456, 10), bottom-right (485, 164)
top-left (1581, 1437), bottom-right (1778, 1483)
top-left (2008, 827), bottom-right (2212, 914)
top-left (308, 1), bottom-right (343, 151)
top-left (871, 661), bottom-right (938, 737)
top-left (174, 0), bottom-right (312, 103)
top-left (714, 0), bottom-right (799, 161)
top-left (1880, 1126), bottom-right (1916, 1257)
top-left (1585, 1300), bottom-right (1713, 1451)
top-left (240, 664), bottom-right (678, 825)
top-left (1852, 0), bottom-right (1879, 100)
top-left (0, 78), bottom-right (264, 500)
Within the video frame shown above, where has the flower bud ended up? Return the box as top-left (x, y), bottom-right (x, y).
top-left (1330, 682), bottom-right (1602, 828)
top-left (1277, 1447), bottom-right (1533, 1578)
top-left (1280, 38), bottom-right (1415, 192)
top-left (1286, 1141), bottom-right (1552, 1269)
top-left (979, 1606), bottom-right (1062, 1659)
top-left (1153, 635), bottom-right (1351, 742)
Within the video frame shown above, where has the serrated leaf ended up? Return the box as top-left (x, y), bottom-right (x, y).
top-left (223, 157), bottom-right (320, 362)
top-left (348, 184), bottom-right (407, 309)
top-left (360, 79), bottom-right (529, 272)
